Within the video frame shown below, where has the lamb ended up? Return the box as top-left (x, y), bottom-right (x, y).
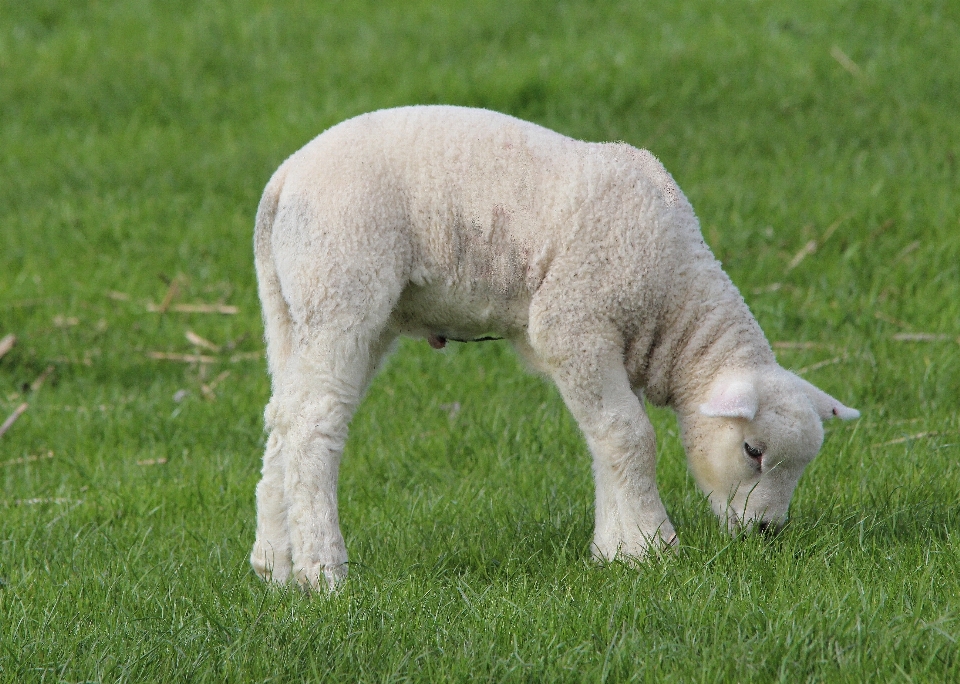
top-left (250, 105), bottom-right (859, 591)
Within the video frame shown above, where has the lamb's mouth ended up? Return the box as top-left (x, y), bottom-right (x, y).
top-left (755, 518), bottom-right (786, 535)
top-left (721, 506), bottom-right (786, 536)
top-left (730, 512), bottom-right (786, 536)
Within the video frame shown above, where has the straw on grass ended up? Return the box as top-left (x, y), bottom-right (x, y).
top-left (2, 451), bottom-right (53, 468)
top-left (773, 341), bottom-right (830, 350)
top-left (873, 431), bottom-right (939, 447)
top-left (148, 351), bottom-right (217, 364)
top-left (157, 277), bottom-right (181, 314)
top-left (30, 365), bottom-right (55, 393)
top-left (229, 351), bottom-right (264, 362)
top-left (893, 333), bottom-right (957, 343)
top-left (186, 330), bottom-right (221, 352)
top-left (149, 350), bottom-right (262, 364)
top-left (0, 334), bottom-right (16, 361)
top-left (785, 216), bottom-right (850, 273)
top-left (0, 403), bottom-right (29, 438)
top-left (786, 239), bottom-right (818, 272)
top-left (831, 45), bottom-right (863, 77)
top-left (201, 370), bottom-right (231, 401)
top-left (13, 497), bottom-right (82, 506)
top-left (137, 457), bottom-right (168, 466)
top-left (147, 302), bottom-right (239, 314)
top-left (893, 241), bottom-right (921, 263)
top-left (796, 355), bottom-right (849, 375)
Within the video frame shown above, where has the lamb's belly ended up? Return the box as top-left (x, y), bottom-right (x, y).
top-left (390, 282), bottom-right (530, 341)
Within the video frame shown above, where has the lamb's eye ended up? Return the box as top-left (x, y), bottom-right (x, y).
top-left (744, 442), bottom-right (763, 460)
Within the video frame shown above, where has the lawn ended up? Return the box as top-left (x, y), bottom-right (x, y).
top-left (1, 0), bottom-right (959, 681)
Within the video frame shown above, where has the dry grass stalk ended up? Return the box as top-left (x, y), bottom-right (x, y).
top-left (5, 298), bottom-right (54, 309)
top-left (30, 365), bottom-right (56, 393)
top-left (148, 351), bottom-right (217, 364)
top-left (819, 214), bottom-right (850, 244)
top-left (0, 334), bottom-right (16, 361)
top-left (2, 451), bottom-right (53, 467)
top-left (229, 351), bottom-right (264, 362)
top-left (201, 370), bottom-right (231, 401)
top-left (892, 333), bottom-right (957, 343)
top-left (893, 240), bottom-right (921, 263)
top-left (786, 239), bottom-right (818, 272)
top-left (0, 403), bottom-right (29, 438)
top-left (773, 341), bottom-right (829, 350)
top-left (137, 457), bottom-right (168, 466)
top-left (440, 402), bottom-right (462, 420)
top-left (796, 355), bottom-right (849, 375)
top-left (52, 315), bottom-right (80, 328)
top-left (782, 217), bottom-right (849, 276)
top-left (14, 497), bottom-right (81, 506)
top-left (869, 218), bottom-right (895, 241)
top-left (51, 355), bottom-right (94, 366)
top-left (752, 283), bottom-right (782, 295)
top-left (157, 277), bottom-right (182, 314)
top-left (105, 290), bottom-right (130, 301)
top-left (874, 431), bottom-right (939, 447)
top-left (186, 330), bottom-right (221, 352)
top-left (831, 45), bottom-right (863, 77)
top-left (874, 312), bottom-right (910, 328)
top-left (146, 302), bottom-right (239, 315)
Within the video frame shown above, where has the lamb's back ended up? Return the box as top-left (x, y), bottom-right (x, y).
top-left (274, 106), bottom-right (712, 331)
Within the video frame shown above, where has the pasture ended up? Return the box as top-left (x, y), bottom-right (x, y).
top-left (1, 1), bottom-right (958, 680)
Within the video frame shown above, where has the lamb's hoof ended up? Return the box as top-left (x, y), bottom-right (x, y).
top-left (592, 529), bottom-right (679, 564)
top-left (295, 562), bottom-right (348, 593)
top-left (663, 531), bottom-right (679, 549)
top-left (251, 544), bottom-right (292, 584)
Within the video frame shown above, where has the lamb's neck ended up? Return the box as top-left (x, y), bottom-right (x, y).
top-left (642, 265), bottom-right (775, 413)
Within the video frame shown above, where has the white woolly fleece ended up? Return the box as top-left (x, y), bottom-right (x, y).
top-left (249, 106), bottom-right (859, 591)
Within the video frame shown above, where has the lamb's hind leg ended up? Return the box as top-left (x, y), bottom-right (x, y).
top-left (251, 287), bottom-right (296, 583)
top-left (279, 330), bottom-right (392, 591)
top-left (251, 408), bottom-right (293, 583)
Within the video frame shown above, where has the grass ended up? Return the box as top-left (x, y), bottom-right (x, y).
top-left (1, 0), bottom-right (959, 680)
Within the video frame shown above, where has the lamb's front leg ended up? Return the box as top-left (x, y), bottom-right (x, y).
top-left (583, 396), bottom-right (676, 561)
top-left (530, 328), bottom-right (676, 561)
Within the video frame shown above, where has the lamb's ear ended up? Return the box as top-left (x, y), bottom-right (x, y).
top-left (797, 377), bottom-right (860, 421)
top-left (699, 377), bottom-right (758, 420)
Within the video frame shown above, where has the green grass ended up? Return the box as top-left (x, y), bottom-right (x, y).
top-left (2, 0), bottom-right (959, 680)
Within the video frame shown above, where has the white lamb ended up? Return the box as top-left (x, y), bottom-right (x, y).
top-left (250, 105), bottom-right (859, 591)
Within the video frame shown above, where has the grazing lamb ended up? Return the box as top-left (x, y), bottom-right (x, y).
top-left (250, 105), bottom-right (859, 591)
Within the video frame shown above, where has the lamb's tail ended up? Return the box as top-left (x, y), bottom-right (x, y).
top-left (253, 164), bottom-right (293, 393)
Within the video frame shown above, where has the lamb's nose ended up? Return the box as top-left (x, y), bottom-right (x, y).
top-left (756, 519), bottom-right (784, 535)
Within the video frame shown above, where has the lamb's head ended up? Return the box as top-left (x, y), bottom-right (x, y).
top-left (680, 367), bottom-right (859, 533)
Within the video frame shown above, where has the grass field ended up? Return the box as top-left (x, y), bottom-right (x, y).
top-left (2, 0), bottom-right (959, 680)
